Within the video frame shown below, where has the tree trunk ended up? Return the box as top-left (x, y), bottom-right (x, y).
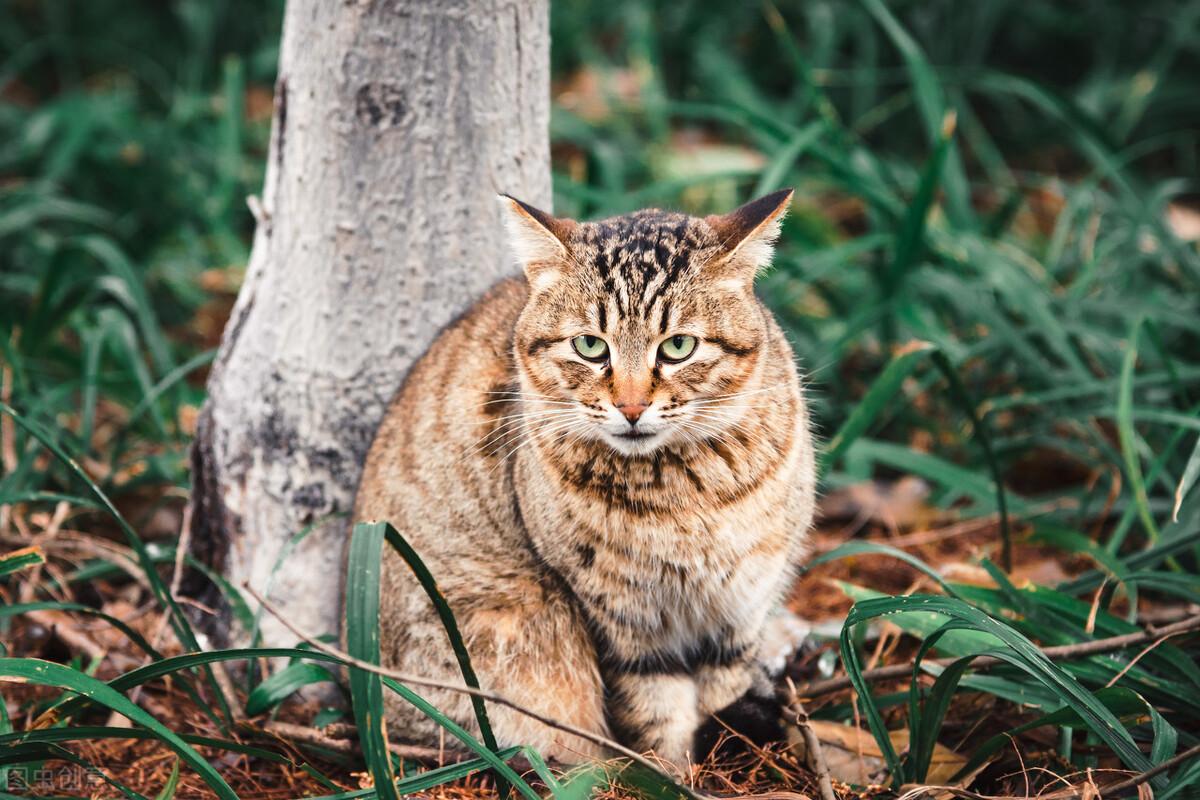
top-left (190, 0), bottom-right (551, 646)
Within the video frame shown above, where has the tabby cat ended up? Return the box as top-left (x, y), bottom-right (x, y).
top-left (353, 189), bottom-right (816, 766)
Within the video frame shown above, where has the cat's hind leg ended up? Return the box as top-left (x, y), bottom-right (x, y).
top-left (380, 577), bottom-right (609, 764)
top-left (458, 590), bottom-right (610, 762)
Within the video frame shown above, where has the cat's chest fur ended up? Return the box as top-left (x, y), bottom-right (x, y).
top-left (513, 408), bottom-right (809, 662)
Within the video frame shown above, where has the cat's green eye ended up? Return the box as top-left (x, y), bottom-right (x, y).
top-left (658, 335), bottom-right (698, 363)
top-left (572, 335), bottom-right (610, 362)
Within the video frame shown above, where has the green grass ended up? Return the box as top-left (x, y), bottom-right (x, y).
top-left (3, 0), bottom-right (1200, 797)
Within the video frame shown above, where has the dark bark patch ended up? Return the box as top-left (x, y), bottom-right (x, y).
top-left (292, 482), bottom-right (327, 510)
top-left (274, 75), bottom-right (288, 171)
top-left (184, 405), bottom-right (239, 645)
top-left (356, 82), bottom-right (408, 130)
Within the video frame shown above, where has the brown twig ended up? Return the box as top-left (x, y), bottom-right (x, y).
top-left (244, 583), bottom-right (710, 799)
top-left (1137, 604), bottom-right (1200, 625)
top-left (1103, 742), bottom-right (1200, 795)
top-left (1103, 629), bottom-right (1186, 688)
top-left (262, 720), bottom-right (478, 766)
top-left (22, 607), bottom-right (138, 670)
top-left (781, 679), bottom-right (836, 800)
top-left (149, 504), bottom-right (193, 652)
top-left (796, 613), bottom-right (1200, 698)
top-left (16, 530), bottom-right (152, 592)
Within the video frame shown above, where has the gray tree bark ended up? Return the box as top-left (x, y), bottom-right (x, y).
top-left (190, 0), bottom-right (551, 646)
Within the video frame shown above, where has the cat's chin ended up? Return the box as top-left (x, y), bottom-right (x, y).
top-left (601, 429), bottom-right (668, 457)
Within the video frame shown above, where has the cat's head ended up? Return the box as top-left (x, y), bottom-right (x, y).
top-left (501, 190), bottom-right (792, 457)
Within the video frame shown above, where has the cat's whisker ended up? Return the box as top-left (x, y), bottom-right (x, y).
top-left (683, 401), bottom-right (771, 414)
top-left (487, 417), bottom-right (586, 475)
top-left (670, 415), bottom-right (730, 444)
top-left (801, 358), bottom-right (838, 380)
top-left (479, 390), bottom-right (575, 404)
top-left (681, 401), bottom-right (780, 427)
top-left (682, 392), bottom-right (782, 409)
top-left (474, 409), bottom-right (582, 426)
top-left (466, 408), bottom-right (581, 426)
top-left (663, 404), bottom-right (770, 444)
top-left (481, 389), bottom-right (562, 397)
top-left (687, 408), bottom-right (772, 451)
top-left (462, 411), bottom-right (586, 462)
top-left (468, 414), bottom-right (574, 447)
top-left (483, 406), bottom-right (584, 426)
top-left (485, 427), bottom-right (550, 472)
top-left (477, 396), bottom-right (576, 408)
top-left (709, 416), bottom-right (778, 456)
top-left (662, 400), bottom-right (772, 424)
top-left (696, 403), bottom-right (769, 421)
top-left (681, 404), bottom-right (772, 421)
top-left (463, 411), bottom-right (567, 456)
top-left (673, 426), bottom-right (716, 447)
top-left (683, 421), bottom-right (733, 444)
top-left (459, 432), bottom-right (521, 464)
top-left (689, 384), bottom-right (788, 403)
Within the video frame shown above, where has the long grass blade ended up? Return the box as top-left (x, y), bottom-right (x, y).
top-left (1112, 319), bottom-right (1160, 549)
top-left (246, 662), bottom-right (338, 717)
top-left (344, 521), bottom-right (400, 800)
top-left (1173, 433), bottom-right (1200, 523)
top-left (884, 113), bottom-right (956, 295)
top-left (858, 0), bottom-right (972, 227)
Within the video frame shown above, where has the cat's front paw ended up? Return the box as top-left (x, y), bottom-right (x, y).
top-left (693, 689), bottom-right (783, 760)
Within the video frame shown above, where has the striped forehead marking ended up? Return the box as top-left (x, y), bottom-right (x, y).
top-left (574, 210), bottom-right (711, 320)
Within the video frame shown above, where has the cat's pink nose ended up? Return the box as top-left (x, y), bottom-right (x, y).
top-left (617, 402), bottom-right (648, 424)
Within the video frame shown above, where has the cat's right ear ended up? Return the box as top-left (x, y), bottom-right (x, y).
top-left (499, 195), bottom-right (577, 290)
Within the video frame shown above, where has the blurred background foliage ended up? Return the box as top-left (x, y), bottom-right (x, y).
top-left (2, 0), bottom-right (1197, 510)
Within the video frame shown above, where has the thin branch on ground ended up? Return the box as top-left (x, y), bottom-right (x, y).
top-left (262, 720), bottom-right (483, 766)
top-left (153, 504), bottom-right (193, 638)
top-left (797, 613), bottom-right (1200, 698)
top-left (780, 678), bottom-right (837, 800)
top-left (1102, 742), bottom-right (1200, 794)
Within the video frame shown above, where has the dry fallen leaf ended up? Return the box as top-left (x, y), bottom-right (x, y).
top-left (788, 720), bottom-right (988, 794)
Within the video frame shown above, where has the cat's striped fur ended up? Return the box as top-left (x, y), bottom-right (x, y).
top-left (353, 189), bottom-right (816, 765)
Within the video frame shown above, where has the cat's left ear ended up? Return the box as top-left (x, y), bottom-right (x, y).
top-left (498, 195), bottom-right (578, 290)
top-left (704, 188), bottom-right (793, 284)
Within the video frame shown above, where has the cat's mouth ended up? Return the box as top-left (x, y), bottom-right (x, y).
top-left (601, 425), bottom-right (669, 456)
